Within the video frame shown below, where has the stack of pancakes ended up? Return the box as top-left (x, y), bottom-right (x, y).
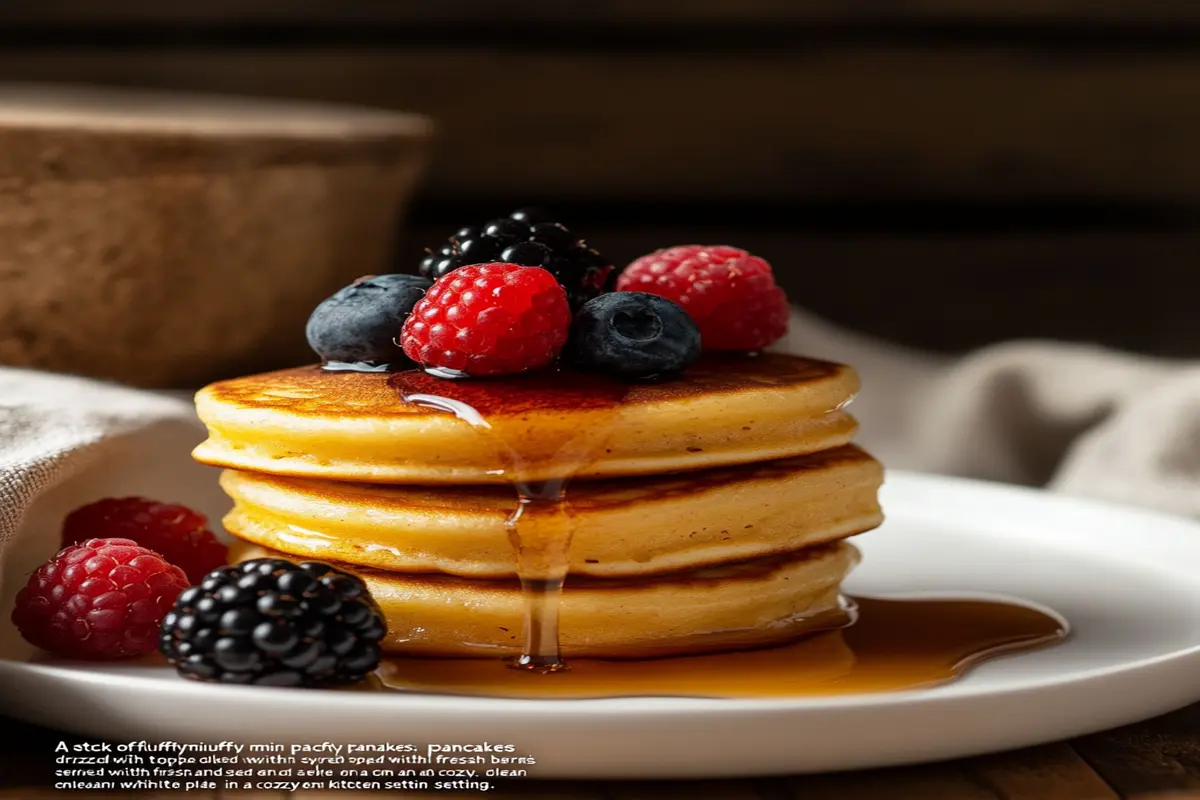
top-left (192, 353), bottom-right (884, 659)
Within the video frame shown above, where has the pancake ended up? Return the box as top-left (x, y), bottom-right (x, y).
top-left (193, 353), bottom-right (860, 485)
top-left (229, 539), bottom-right (860, 658)
top-left (219, 445), bottom-right (884, 578)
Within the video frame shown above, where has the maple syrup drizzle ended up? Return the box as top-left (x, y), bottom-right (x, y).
top-left (390, 369), bottom-right (628, 673)
top-left (503, 481), bottom-right (571, 671)
top-left (373, 594), bottom-right (1068, 699)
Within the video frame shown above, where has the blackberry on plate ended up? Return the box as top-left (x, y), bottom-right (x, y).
top-left (417, 208), bottom-right (615, 310)
top-left (306, 274), bottom-right (431, 367)
top-left (160, 559), bottom-right (387, 688)
top-left (567, 291), bottom-right (701, 379)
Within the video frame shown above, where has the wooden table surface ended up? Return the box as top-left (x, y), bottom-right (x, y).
top-left (4, 703), bottom-right (1200, 799)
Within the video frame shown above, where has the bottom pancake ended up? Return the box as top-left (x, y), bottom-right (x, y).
top-left (229, 539), bottom-right (859, 658)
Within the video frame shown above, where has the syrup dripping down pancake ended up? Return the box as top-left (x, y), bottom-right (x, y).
top-left (193, 353), bottom-right (860, 485)
top-left (219, 445), bottom-right (883, 578)
top-left (228, 539), bottom-right (860, 659)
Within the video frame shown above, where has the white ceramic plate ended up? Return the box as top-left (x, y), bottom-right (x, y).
top-left (3, 470), bottom-right (1200, 779)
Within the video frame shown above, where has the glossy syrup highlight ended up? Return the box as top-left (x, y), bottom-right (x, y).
top-left (320, 360), bottom-right (397, 373)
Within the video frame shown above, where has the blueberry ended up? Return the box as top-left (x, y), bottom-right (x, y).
top-left (568, 292), bottom-right (700, 378)
top-left (305, 273), bottom-right (431, 366)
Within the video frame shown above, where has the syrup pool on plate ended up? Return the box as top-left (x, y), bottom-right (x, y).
top-left (375, 594), bottom-right (1068, 699)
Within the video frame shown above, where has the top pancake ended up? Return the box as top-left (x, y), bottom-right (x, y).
top-left (193, 353), bottom-right (860, 484)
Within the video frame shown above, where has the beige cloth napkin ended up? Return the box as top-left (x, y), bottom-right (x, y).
top-left (778, 309), bottom-right (1199, 517)
top-left (1, 308), bottom-right (1196, 588)
top-left (0, 369), bottom-right (227, 610)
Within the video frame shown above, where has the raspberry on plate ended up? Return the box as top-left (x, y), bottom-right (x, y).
top-left (62, 497), bottom-right (227, 584)
top-left (400, 262), bottom-right (572, 376)
top-left (12, 538), bottom-right (190, 659)
top-left (616, 245), bottom-right (790, 351)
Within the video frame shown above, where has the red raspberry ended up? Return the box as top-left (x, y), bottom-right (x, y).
top-left (62, 498), bottom-right (227, 584)
top-left (12, 538), bottom-right (189, 659)
top-left (400, 262), bottom-right (571, 376)
top-left (616, 245), bottom-right (789, 351)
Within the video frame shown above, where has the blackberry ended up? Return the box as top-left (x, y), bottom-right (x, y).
top-left (159, 559), bottom-right (387, 688)
top-left (416, 208), bottom-right (615, 309)
top-left (567, 291), bottom-right (701, 379)
top-left (500, 241), bottom-right (552, 267)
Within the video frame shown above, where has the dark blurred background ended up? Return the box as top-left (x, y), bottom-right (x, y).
top-left (6, 1), bottom-right (1200, 356)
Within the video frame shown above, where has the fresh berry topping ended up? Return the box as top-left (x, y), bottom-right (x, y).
top-left (400, 263), bottom-right (571, 376)
top-left (306, 274), bottom-right (431, 366)
top-left (616, 245), bottom-right (789, 351)
top-left (510, 207), bottom-right (556, 226)
top-left (529, 222), bottom-right (575, 251)
top-left (457, 236), bottom-right (504, 263)
top-left (416, 208), bottom-right (615, 310)
top-left (501, 241), bottom-right (553, 267)
top-left (62, 497), bottom-right (227, 585)
top-left (420, 253), bottom-right (461, 280)
top-left (567, 292), bottom-right (700, 378)
top-left (482, 218), bottom-right (530, 243)
top-left (159, 558), bottom-right (386, 687)
top-left (12, 538), bottom-right (189, 659)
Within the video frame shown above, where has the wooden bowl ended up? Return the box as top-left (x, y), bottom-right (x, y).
top-left (0, 84), bottom-right (432, 387)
